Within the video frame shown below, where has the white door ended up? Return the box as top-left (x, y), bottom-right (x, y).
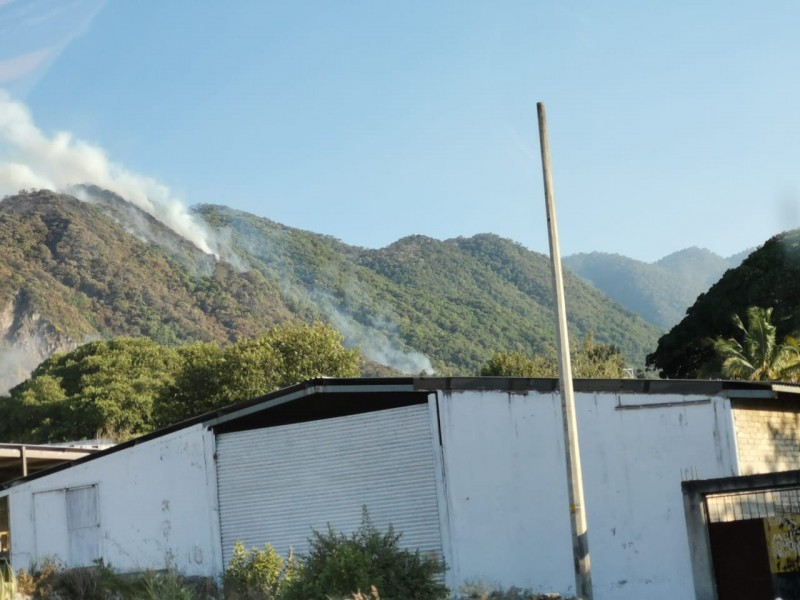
top-left (33, 486), bottom-right (100, 567)
top-left (66, 487), bottom-right (100, 566)
top-left (33, 490), bottom-right (69, 565)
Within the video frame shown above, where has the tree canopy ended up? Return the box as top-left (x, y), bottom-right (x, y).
top-left (480, 334), bottom-right (627, 379)
top-left (0, 322), bottom-right (361, 443)
top-left (153, 322), bottom-right (361, 428)
top-left (707, 306), bottom-right (800, 382)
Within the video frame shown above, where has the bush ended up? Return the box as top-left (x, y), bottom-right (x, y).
top-left (25, 559), bottom-right (126, 600)
top-left (282, 510), bottom-right (447, 600)
top-left (17, 559), bottom-right (210, 600)
top-left (456, 581), bottom-right (575, 600)
top-left (223, 541), bottom-right (296, 600)
top-left (140, 570), bottom-right (198, 600)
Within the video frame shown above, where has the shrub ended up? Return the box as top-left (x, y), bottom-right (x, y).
top-left (17, 557), bottom-right (62, 599)
top-left (140, 570), bottom-right (198, 600)
top-left (282, 510), bottom-right (448, 600)
top-left (456, 582), bottom-right (575, 600)
top-left (17, 559), bottom-right (208, 600)
top-left (29, 560), bottom-right (131, 600)
top-left (223, 541), bottom-right (296, 600)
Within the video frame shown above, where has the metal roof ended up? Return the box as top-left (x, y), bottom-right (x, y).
top-left (0, 443), bottom-right (108, 484)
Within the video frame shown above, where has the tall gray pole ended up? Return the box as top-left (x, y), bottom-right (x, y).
top-left (536, 102), bottom-right (593, 600)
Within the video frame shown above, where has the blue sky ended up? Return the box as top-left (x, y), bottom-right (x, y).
top-left (1, 1), bottom-right (799, 262)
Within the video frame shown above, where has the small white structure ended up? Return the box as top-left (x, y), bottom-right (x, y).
top-left (2, 377), bottom-right (799, 599)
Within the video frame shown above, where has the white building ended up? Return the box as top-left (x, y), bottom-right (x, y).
top-left (2, 377), bottom-right (800, 600)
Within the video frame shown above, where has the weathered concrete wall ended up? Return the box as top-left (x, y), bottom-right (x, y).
top-left (437, 390), bottom-right (739, 600)
top-left (732, 401), bottom-right (800, 475)
top-left (2, 425), bottom-right (221, 576)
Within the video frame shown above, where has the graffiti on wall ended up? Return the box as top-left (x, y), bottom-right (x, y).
top-left (765, 515), bottom-right (800, 573)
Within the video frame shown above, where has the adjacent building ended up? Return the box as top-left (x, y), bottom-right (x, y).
top-left (2, 377), bottom-right (799, 599)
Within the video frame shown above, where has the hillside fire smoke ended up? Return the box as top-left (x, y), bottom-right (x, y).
top-left (0, 91), bottom-right (435, 378)
top-left (0, 91), bottom-right (220, 257)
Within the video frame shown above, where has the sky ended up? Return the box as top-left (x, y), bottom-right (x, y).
top-left (1, 1), bottom-right (800, 263)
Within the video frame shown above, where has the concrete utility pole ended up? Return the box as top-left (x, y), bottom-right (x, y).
top-left (536, 102), bottom-right (593, 600)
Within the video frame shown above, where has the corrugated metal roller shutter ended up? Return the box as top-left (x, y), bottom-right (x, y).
top-left (216, 403), bottom-right (442, 568)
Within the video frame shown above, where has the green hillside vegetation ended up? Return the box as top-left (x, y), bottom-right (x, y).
top-left (0, 189), bottom-right (660, 390)
top-left (564, 247), bottom-right (747, 330)
top-left (647, 229), bottom-right (800, 378)
top-left (0, 190), bottom-right (292, 345)
top-left (203, 204), bottom-right (659, 371)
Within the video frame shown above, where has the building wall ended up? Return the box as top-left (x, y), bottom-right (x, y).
top-left (436, 389), bottom-right (739, 600)
top-left (2, 425), bottom-right (221, 577)
top-left (733, 402), bottom-right (800, 475)
top-left (3, 383), bottom-right (785, 598)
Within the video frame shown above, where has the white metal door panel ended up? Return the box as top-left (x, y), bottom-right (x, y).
top-left (66, 486), bottom-right (100, 566)
top-left (33, 490), bottom-right (69, 564)
top-left (216, 404), bottom-right (442, 567)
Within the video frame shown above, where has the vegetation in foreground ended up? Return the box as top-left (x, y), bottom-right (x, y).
top-left (9, 514), bottom-right (573, 600)
top-left (224, 511), bottom-right (446, 600)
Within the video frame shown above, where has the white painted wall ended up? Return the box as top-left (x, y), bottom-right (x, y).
top-left (437, 390), bottom-right (739, 600)
top-left (436, 390), bottom-right (574, 594)
top-left (3, 425), bottom-right (222, 576)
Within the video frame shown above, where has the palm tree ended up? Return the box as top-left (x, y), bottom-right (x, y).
top-left (712, 306), bottom-right (800, 382)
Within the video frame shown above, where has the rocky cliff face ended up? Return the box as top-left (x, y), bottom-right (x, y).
top-left (0, 292), bottom-right (78, 393)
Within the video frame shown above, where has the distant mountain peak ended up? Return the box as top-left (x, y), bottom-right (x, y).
top-left (564, 244), bottom-right (752, 331)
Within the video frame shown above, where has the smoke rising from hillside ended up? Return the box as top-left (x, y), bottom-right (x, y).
top-left (0, 91), bottom-right (220, 257)
top-left (0, 344), bottom-right (50, 396)
top-left (309, 286), bottom-right (434, 375)
top-left (233, 232), bottom-right (434, 375)
top-left (0, 92), bottom-right (434, 376)
top-left (324, 298), bottom-right (434, 375)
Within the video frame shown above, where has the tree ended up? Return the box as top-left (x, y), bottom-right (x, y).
top-left (0, 338), bottom-right (182, 443)
top-left (572, 333), bottom-right (627, 378)
top-left (153, 322), bottom-right (361, 427)
top-left (0, 322), bottom-right (362, 443)
top-left (710, 306), bottom-right (800, 382)
top-left (480, 350), bottom-right (557, 377)
top-left (480, 334), bottom-right (627, 378)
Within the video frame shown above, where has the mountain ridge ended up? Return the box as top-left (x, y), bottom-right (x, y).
top-left (563, 246), bottom-right (750, 330)
top-left (0, 188), bottom-right (661, 391)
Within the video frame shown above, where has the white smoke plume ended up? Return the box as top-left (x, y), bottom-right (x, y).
top-left (311, 288), bottom-right (434, 375)
top-left (234, 231), bottom-right (434, 374)
top-left (0, 91), bottom-right (221, 257)
top-left (0, 344), bottom-right (45, 396)
top-left (329, 308), bottom-right (435, 374)
top-left (0, 91), bottom-right (432, 375)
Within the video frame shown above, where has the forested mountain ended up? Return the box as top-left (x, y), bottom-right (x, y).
top-left (0, 189), bottom-right (660, 391)
top-left (647, 229), bottom-right (800, 378)
top-left (563, 247), bottom-right (748, 330)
